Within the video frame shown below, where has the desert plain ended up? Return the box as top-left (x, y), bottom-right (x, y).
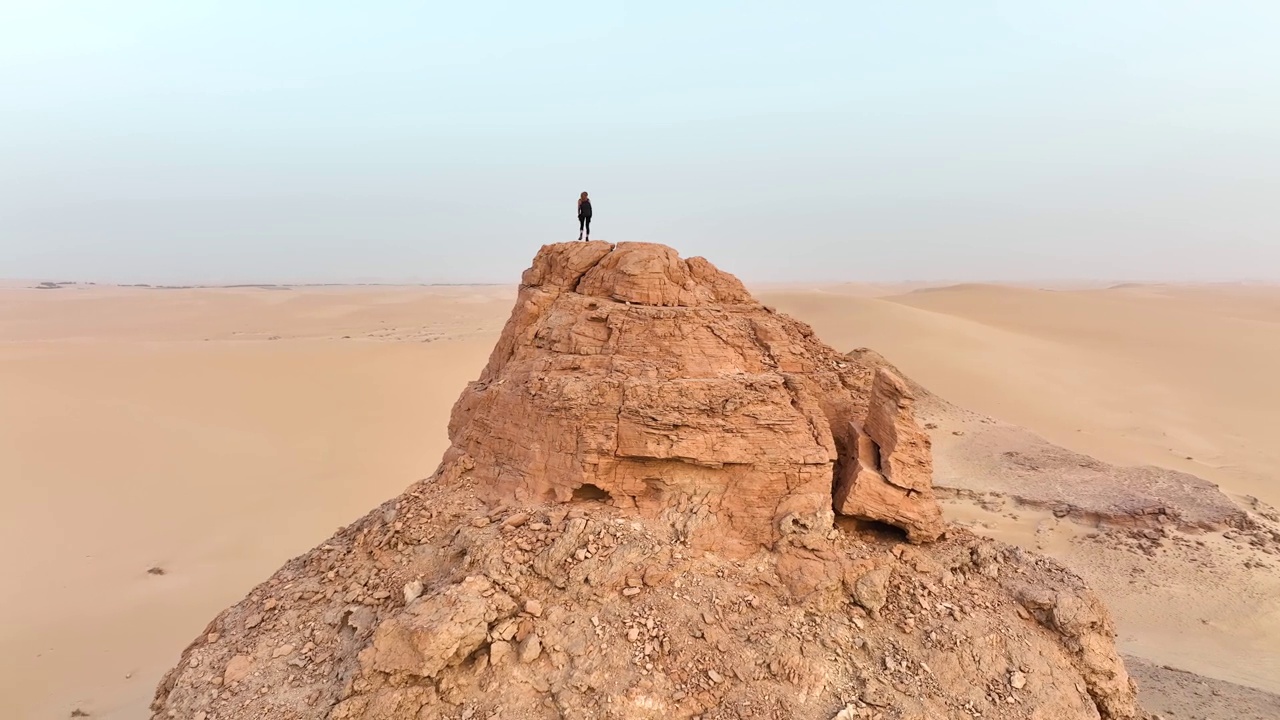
top-left (2, 267), bottom-right (1279, 719)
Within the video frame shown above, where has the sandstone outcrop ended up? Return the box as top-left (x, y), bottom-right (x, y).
top-left (445, 241), bottom-right (944, 549)
top-left (833, 368), bottom-right (943, 542)
top-left (151, 242), bottom-right (1147, 720)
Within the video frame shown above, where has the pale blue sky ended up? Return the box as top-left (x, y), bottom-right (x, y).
top-left (2, 1), bottom-right (1278, 283)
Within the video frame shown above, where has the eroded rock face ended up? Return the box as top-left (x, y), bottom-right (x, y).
top-left (444, 241), bottom-right (944, 550)
top-left (834, 368), bottom-right (945, 542)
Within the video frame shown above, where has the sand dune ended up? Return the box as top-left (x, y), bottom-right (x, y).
top-left (0, 286), bottom-right (510, 719)
top-left (2, 279), bottom-right (1279, 718)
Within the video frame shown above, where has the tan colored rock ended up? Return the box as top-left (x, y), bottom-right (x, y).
top-left (402, 579), bottom-right (423, 604)
top-left (517, 633), bottom-right (542, 663)
top-left (833, 368), bottom-right (945, 542)
top-left (575, 241), bottom-right (751, 307)
top-left (520, 239), bottom-right (614, 290)
top-left (864, 368), bottom-right (933, 492)
top-left (369, 576), bottom-right (517, 679)
top-left (488, 640), bottom-right (512, 666)
top-left (329, 686), bottom-right (438, 720)
top-left (1011, 671), bottom-right (1028, 689)
top-left (853, 566), bottom-right (892, 617)
top-left (832, 424), bottom-right (886, 509)
top-left (222, 655), bottom-right (252, 684)
top-left (446, 242), bottom-right (941, 551)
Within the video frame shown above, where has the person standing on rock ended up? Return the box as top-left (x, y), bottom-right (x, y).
top-left (577, 191), bottom-right (592, 241)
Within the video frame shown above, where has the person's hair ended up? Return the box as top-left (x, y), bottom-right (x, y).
top-left (580, 191), bottom-right (588, 199)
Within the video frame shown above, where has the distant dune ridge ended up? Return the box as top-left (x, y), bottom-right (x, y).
top-left (2, 258), bottom-right (1279, 718)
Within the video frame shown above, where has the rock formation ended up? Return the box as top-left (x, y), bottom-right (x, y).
top-left (833, 368), bottom-right (941, 540)
top-left (151, 242), bottom-right (1147, 720)
top-left (445, 241), bottom-right (943, 548)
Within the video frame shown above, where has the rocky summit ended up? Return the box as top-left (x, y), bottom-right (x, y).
top-left (152, 242), bottom-right (1147, 719)
top-left (445, 240), bottom-right (943, 550)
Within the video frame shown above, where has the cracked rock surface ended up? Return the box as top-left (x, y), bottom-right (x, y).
top-left (447, 241), bottom-right (945, 549)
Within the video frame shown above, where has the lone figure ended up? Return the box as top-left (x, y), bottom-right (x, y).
top-left (577, 191), bottom-right (592, 241)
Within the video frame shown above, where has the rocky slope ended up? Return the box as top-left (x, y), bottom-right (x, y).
top-left (152, 242), bottom-right (1146, 720)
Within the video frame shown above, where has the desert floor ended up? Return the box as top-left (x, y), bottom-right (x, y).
top-left (2, 277), bottom-right (1278, 719)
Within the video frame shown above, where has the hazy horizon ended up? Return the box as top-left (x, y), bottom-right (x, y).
top-left (4, 2), bottom-right (1279, 284)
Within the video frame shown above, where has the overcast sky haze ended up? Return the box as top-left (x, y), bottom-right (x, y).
top-left (3, 1), bottom-right (1279, 284)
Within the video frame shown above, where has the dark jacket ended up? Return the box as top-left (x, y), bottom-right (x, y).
top-left (578, 199), bottom-right (592, 219)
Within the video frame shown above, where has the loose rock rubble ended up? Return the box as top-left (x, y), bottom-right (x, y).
top-left (152, 242), bottom-right (1152, 720)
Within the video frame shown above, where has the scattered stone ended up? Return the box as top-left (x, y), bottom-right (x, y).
top-left (518, 634), bottom-right (542, 663)
top-left (371, 576), bottom-right (516, 679)
top-left (833, 705), bottom-right (858, 720)
top-left (223, 655), bottom-right (253, 684)
top-left (489, 640), bottom-right (512, 666)
top-left (403, 579), bottom-right (424, 604)
top-left (523, 599), bottom-right (543, 617)
top-left (854, 567), bottom-right (891, 617)
top-left (861, 679), bottom-right (892, 707)
top-left (1011, 671), bottom-right (1027, 689)
top-left (642, 566), bottom-right (668, 586)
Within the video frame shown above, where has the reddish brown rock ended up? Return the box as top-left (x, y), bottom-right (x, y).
top-left (864, 368), bottom-right (933, 492)
top-left (444, 241), bottom-right (943, 551)
top-left (834, 368), bottom-right (944, 542)
top-left (574, 241), bottom-right (751, 306)
top-left (460, 240), bottom-right (962, 569)
top-left (369, 576), bottom-right (517, 679)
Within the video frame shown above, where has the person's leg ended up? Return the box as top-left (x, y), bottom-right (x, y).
top-left (578, 216), bottom-right (585, 240)
top-left (585, 216), bottom-right (590, 240)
